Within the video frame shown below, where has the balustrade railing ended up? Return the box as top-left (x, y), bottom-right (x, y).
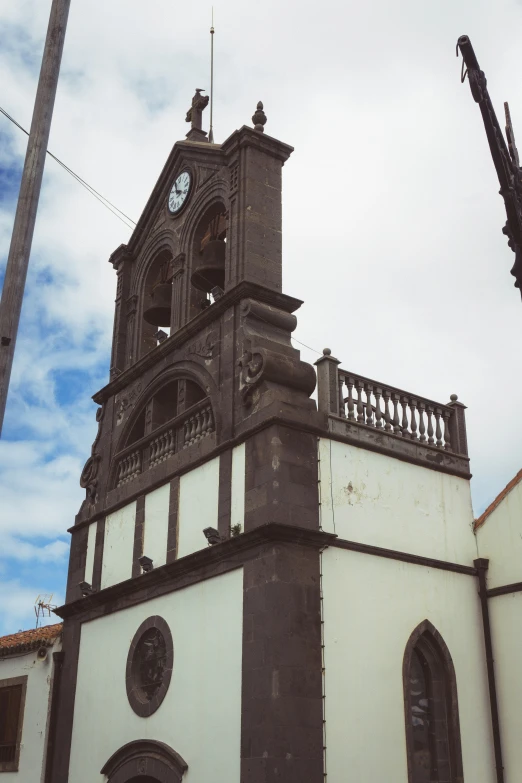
top-left (115, 399), bottom-right (215, 487)
top-left (338, 372), bottom-right (454, 450)
top-left (315, 349), bottom-right (468, 457)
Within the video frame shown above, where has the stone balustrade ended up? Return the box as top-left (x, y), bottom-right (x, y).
top-left (315, 349), bottom-right (469, 471)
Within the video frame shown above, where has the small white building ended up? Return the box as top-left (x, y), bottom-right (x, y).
top-left (0, 623), bottom-right (62, 781)
top-left (475, 470), bottom-right (522, 783)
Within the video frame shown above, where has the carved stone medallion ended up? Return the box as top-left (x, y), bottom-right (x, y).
top-left (126, 616), bottom-right (173, 717)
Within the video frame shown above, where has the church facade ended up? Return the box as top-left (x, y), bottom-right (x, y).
top-left (2, 96), bottom-right (520, 783)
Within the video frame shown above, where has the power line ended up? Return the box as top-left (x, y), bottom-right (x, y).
top-left (0, 105), bottom-right (136, 230)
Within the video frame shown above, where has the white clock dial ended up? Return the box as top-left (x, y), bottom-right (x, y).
top-left (168, 170), bottom-right (191, 214)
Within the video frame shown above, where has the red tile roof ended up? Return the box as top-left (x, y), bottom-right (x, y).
top-left (0, 623), bottom-right (62, 657)
top-left (474, 468), bottom-right (522, 531)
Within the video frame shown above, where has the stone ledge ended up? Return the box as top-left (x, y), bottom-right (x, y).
top-left (327, 415), bottom-right (471, 480)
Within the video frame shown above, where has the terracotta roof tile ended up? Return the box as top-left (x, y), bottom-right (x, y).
top-left (0, 623), bottom-right (62, 657)
top-left (474, 468), bottom-right (522, 531)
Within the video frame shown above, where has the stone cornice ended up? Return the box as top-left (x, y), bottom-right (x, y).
top-left (126, 139), bottom-right (226, 258)
top-left (221, 126), bottom-right (294, 163)
top-left (92, 281), bottom-right (304, 404)
top-left (54, 524), bottom-right (336, 621)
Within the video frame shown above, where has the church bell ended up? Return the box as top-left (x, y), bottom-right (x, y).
top-left (191, 239), bottom-right (226, 293)
top-left (143, 282), bottom-right (172, 327)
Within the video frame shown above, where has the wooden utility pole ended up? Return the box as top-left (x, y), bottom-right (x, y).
top-left (0, 0), bottom-right (71, 435)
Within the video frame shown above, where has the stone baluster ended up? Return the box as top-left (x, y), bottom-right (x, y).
top-left (338, 375), bottom-right (346, 418)
top-left (409, 399), bottom-right (418, 440)
top-left (427, 405), bottom-right (435, 445)
top-left (158, 434), bottom-right (166, 461)
top-left (200, 407), bottom-right (209, 435)
top-left (383, 388), bottom-right (392, 432)
top-left (374, 387), bottom-right (383, 428)
top-left (183, 418), bottom-right (190, 447)
top-left (346, 377), bottom-right (355, 421)
top-left (434, 408), bottom-right (443, 448)
top-left (189, 415), bottom-right (197, 444)
top-left (208, 406), bottom-right (215, 433)
top-left (196, 411), bottom-right (204, 441)
top-left (418, 402), bottom-right (426, 443)
top-left (356, 380), bottom-right (365, 423)
top-left (365, 383), bottom-right (374, 426)
top-left (442, 409), bottom-right (452, 451)
top-left (392, 393), bottom-right (401, 435)
top-left (401, 396), bottom-right (409, 438)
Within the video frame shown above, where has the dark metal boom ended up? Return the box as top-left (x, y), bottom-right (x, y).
top-left (457, 34), bottom-right (522, 300)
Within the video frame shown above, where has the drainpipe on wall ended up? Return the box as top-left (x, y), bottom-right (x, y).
top-left (474, 558), bottom-right (505, 783)
top-left (44, 650), bottom-right (64, 783)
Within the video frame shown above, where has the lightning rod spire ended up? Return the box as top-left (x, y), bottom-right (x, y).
top-left (209, 8), bottom-right (215, 143)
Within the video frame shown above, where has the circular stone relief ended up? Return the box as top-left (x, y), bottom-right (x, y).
top-left (126, 616), bottom-right (173, 717)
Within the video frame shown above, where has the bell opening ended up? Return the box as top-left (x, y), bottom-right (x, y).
top-left (191, 212), bottom-right (227, 294)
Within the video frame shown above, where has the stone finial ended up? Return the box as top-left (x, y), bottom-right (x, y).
top-left (323, 348), bottom-right (332, 356)
top-left (252, 101), bottom-right (267, 133)
top-left (450, 394), bottom-right (458, 402)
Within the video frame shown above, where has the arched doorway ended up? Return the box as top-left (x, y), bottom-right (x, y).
top-left (101, 739), bottom-right (187, 783)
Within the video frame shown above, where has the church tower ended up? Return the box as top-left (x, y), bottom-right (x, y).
top-left (48, 88), bottom-right (495, 783)
top-left (51, 96), bottom-right (324, 783)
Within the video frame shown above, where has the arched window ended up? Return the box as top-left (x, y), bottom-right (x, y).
top-left (403, 621), bottom-right (464, 783)
top-left (113, 376), bottom-right (214, 488)
top-left (140, 248), bottom-right (173, 357)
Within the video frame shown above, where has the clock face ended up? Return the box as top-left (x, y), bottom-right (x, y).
top-left (168, 170), bottom-right (191, 214)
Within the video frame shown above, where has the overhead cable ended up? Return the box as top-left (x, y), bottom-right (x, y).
top-left (0, 105), bottom-right (136, 230)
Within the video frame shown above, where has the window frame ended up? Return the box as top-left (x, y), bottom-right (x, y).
top-left (403, 620), bottom-right (464, 783)
top-left (0, 674), bottom-right (28, 773)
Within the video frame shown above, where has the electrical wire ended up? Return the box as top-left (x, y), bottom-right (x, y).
top-left (0, 105), bottom-right (136, 230)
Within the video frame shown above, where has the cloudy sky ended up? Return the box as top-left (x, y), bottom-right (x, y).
top-left (0, 0), bottom-right (521, 634)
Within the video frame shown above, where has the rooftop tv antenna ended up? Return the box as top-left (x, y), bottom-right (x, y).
top-left (209, 8), bottom-right (215, 143)
top-left (34, 594), bottom-right (56, 628)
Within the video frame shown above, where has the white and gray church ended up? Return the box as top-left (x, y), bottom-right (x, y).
top-left (1, 95), bottom-right (521, 783)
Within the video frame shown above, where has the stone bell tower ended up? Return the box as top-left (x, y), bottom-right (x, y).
top-left (52, 95), bottom-right (325, 783)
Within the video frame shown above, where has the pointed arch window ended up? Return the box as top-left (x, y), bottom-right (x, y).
top-left (403, 621), bottom-right (464, 783)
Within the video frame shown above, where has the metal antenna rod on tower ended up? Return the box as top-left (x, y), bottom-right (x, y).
top-left (0, 0), bottom-right (71, 436)
top-left (209, 8), bottom-right (215, 143)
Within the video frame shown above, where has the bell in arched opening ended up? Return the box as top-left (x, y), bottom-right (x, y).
top-left (191, 213), bottom-right (226, 293)
top-left (143, 260), bottom-right (172, 327)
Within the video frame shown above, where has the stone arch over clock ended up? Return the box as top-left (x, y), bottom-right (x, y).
top-left (100, 739), bottom-right (188, 783)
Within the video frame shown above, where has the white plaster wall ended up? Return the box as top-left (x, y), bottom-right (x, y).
top-left (488, 592), bottom-right (522, 781)
top-left (475, 479), bottom-right (522, 588)
top-left (177, 456), bottom-right (219, 558)
top-left (319, 438), bottom-right (476, 564)
top-left (322, 547), bottom-right (495, 783)
top-left (0, 638), bottom-right (61, 783)
top-left (84, 520), bottom-right (97, 585)
top-left (231, 443), bottom-right (246, 532)
top-left (68, 568), bottom-right (243, 783)
top-left (101, 501), bottom-right (136, 589)
top-left (143, 483), bottom-right (170, 568)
